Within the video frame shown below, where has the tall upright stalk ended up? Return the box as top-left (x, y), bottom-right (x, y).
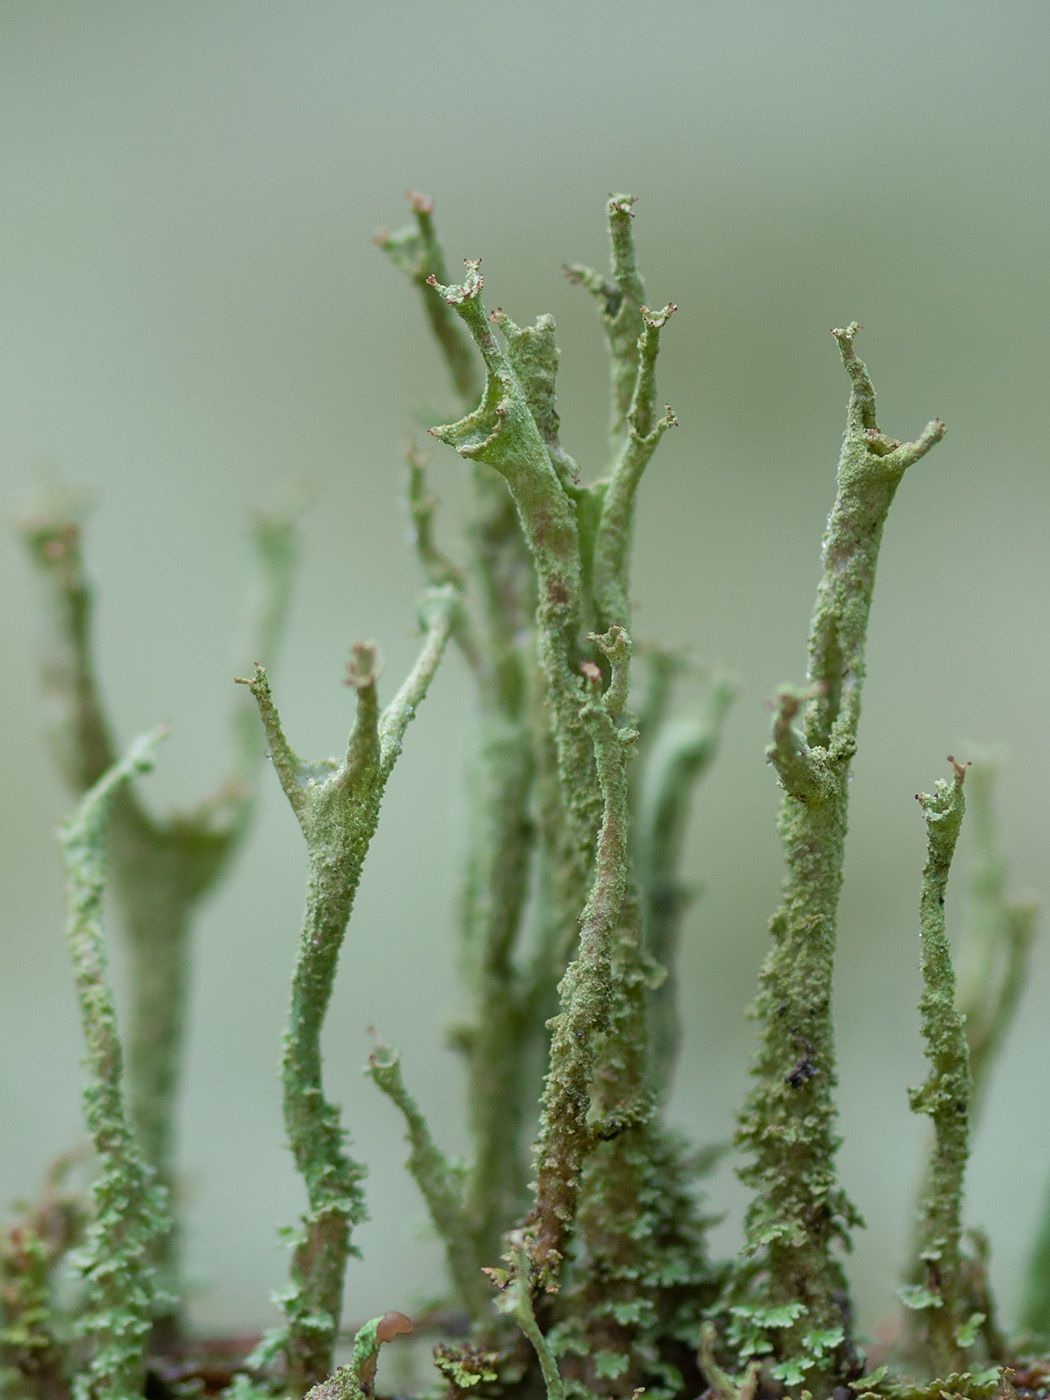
top-left (21, 502), bottom-right (299, 1334)
top-left (902, 759), bottom-right (975, 1378)
top-left (59, 731), bottom-right (172, 1400)
top-left (728, 325), bottom-right (945, 1391)
top-left (238, 588), bottom-right (457, 1394)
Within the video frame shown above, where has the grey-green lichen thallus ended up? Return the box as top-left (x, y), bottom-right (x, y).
top-left (59, 730), bottom-right (172, 1400)
top-left (726, 325), bottom-right (946, 1393)
top-left (14, 195), bottom-right (1047, 1400)
top-left (19, 500), bottom-right (300, 1339)
top-left (235, 590), bottom-right (458, 1393)
top-left (902, 758), bottom-right (979, 1378)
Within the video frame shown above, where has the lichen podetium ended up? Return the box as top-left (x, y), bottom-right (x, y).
top-left (23, 195), bottom-right (1048, 1400)
top-left (727, 325), bottom-right (946, 1392)
top-left (20, 500), bottom-right (300, 1336)
top-left (237, 587), bottom-right (458, 1393)
top-left (902, 758), bottom-right (976, 1377)
top-left (59, 731), bottom-right (173, 1400)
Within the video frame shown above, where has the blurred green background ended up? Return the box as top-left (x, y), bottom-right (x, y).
top-left (1, 0), bottom-right (1048, 1344)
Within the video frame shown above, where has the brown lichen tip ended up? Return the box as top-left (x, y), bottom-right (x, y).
top-left (233, 661), bottom-right (266, 688)
top-left (426, 260), bottom-right (483, 305)
top-left (947, 754), bottom-right (970, 784)
top-left (376, 1310), bottom-right (413, 1343)
top-left (407, 190), bottom-right (433, 215)
top-left (642, 302), bottom-right (677, 329)
top-left (345, 641), bottom-right (383, 690)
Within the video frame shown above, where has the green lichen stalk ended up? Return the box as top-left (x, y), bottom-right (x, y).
top-left (498, 1239), bottom-right (566, 1400)
top-left (366, 1042), bottom-right (490, 1318)
top-left (376, 198), bottom-right (694, 1337)
top-left (428, 260), bottom-right (596, 887)
top-left (20, 501), bottom-right (299, 1330)
top-left (381, 197), bottom-right (539, 1273)
top-left (543, 650), bottom-right (718, 1397)
top-left (20, 192), bottom-right (1047, 1400)
top-left (565, 193), bottom-right (649, 458)
top-left (902, 758), bottom-right (976, 1378)
top-left (523, 626), bottom-right (637, 1289)
top-left (237, 586), bottom-right (456, 1394)
top-left (728, 325), bottom-right (946, 1391)
top-left (59, 732), bottom-right (172, 1400)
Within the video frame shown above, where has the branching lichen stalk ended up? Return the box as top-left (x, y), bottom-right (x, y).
top-left (591, 303), bottom-right (677, 638)
top-left (238, 586), bottom-right (456, 1394)
top-left (428, 261), bottom-right (597, 882)
top-left (387, 201), bottom-right (713, 1393)
top-left (381, 197), bottom-right (540, 1280)
top-left (21, 502), bottom-right (299, 1327)
top-left (376, 191), bottom-right (482, 409)
top-left (729, 324), bottom-right (946, 1392)
top-left (523, 627), bottom-right (636, 1289)
top-left (565, 194), bottom-right (649, 456)
top-left (59, 731), bottom-right (172, 1400)
top-left (903, 758), bottom-right (973, 1378)
top-left (454, 713), bottom-right (536, 1264)
top-left (367, 1042), bottom-right (491, 1318)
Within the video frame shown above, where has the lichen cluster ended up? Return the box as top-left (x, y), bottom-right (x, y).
top-left (6, 195), bottom-right (1046, 1400)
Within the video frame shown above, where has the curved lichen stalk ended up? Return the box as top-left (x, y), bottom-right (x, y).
top-left (59, 730), bottom-right (172, 1400)
top-left (522, 625), bottom-right (638, 1289)
top-left (427, 257), bottom-right (597, 886)
top-left (21, 498), bottom-right (300, 1330)
top-left (376, 202), bottom-right (721, 1378)
top-left (425, 197), bottom-right (678, 983)
top-left (237, 586), bottom-right (457, 1395)
top-left (902, 758), bottom-right (979, 1378)
top-left (728, 324), bottom-right (946, 1392)
top-left (379, 195), bottom-right (547, 1279)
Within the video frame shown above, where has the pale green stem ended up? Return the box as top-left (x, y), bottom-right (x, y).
top-left (367, 1043), bottom-right (491, 1318)
top-left (523, 628), bottom-right (636, 1289)
top-left (1021, 1189), bottom-right (1050, 1339)
top-left (382, 196), bottom-right (541, 1307)
top-left (59, 731), bottom-right (171, 1400)
top-left (499, 1241), bottom-right (565, 1400)
top-left (21, 502), bottom-right (299, 1330)
top-left (238, 588), bottom-right (456, 1394)
top-left (591, 304), bottom-right (677, 637)
top-left (729, 324), bottom-right (945, 1391)
top-left (455, 717), bottom-right (536, 1266)
top-left (376, 191), bottom-right (482, 408)
top-left (427, 262), bottom-right (597, 889)
top-left (565, 193), bottom-right (648, 457)
top-left (902, 759), bottom-right (972, 1378)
